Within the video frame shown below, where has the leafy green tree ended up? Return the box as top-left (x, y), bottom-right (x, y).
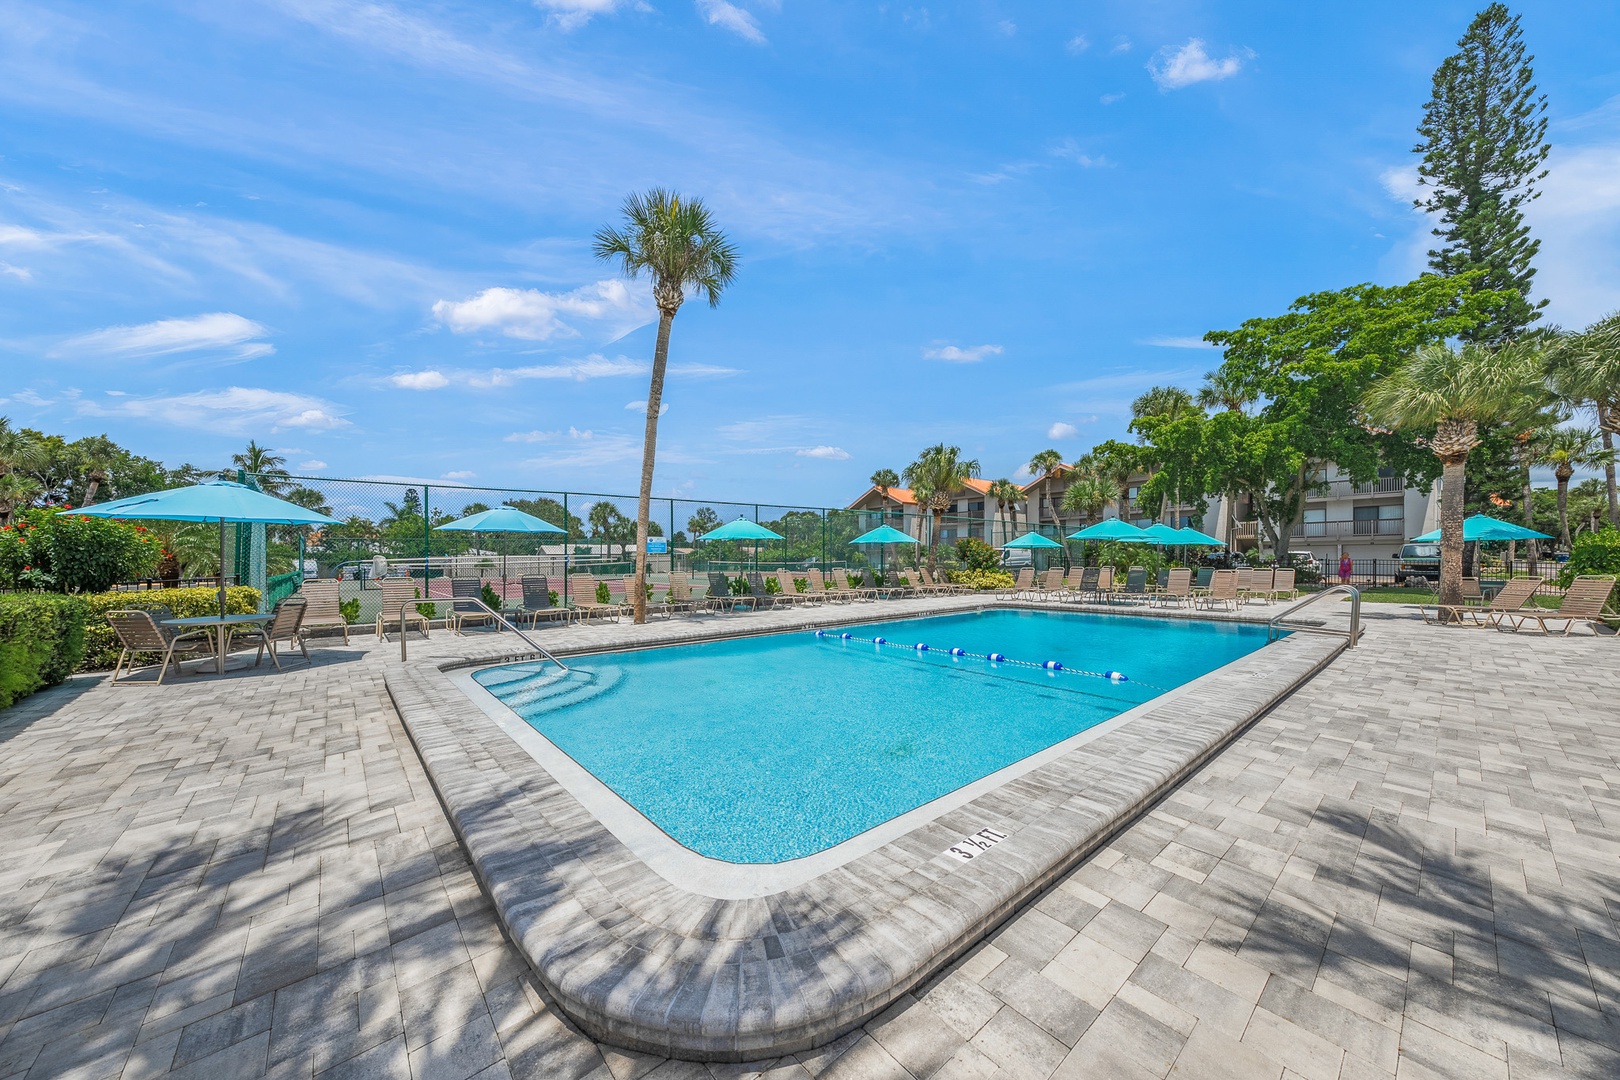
top-left (1547, 313), bottom-right (1620, 526)
top-left (503, 497), bottom-right (584, 541)
top-left (1413, 3), bottom-right (1549, 342)
top-left (0, 472), bottom-right (41, 527)
top-left (72, 435), bottom-right (122, 505)
top-left (594, 188), bottom-right (739, 623)
top-left (1363, 340), bottom-right (1545, 613)
top-left (986, 478), bottom-right (1023, 545)
top-left (588, 501), bottom-right (629, 558)
top-left (1026, 450), bottom-right (1063, 530)
top-left (686, 506), bottom-right (721, 539)
top-left (903, 445), bottom-right (980, 566)
top-left (1130, 386), bottom-right (1196, 520)
top-left (1535, 428), bottom-right (1614, 549)
top-left (0, 418), bottom-right (40, 482)
top-left (1077, 441), bottom-right (1139, 522)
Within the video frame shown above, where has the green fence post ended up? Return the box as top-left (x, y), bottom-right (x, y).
top-left (423, 485), bottom-right (431, 588)
top-left (669, 499), bottom-right (675, 572)
top-left (562, 493), bottom-right (571, 609)
top-left (821, 510), bottom-right (826, 570)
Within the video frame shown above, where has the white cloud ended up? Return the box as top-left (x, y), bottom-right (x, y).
top-left (1149, 39), bottom-right (1249, 90)
top-left (533, 0), bottom-right (635, 31)
top-left (626, 399), bottom-right (671, 417)
top-left (80, 386), bottom-right (349, 433)
top-left (521, 426), bottom-right (643, 469)
top-left (56, 312), bottom-right (273, 361)
top-left (669, 363), bottom-right (744, 378)
top-left (1050, 138), bottom-right (1109, 168)
top-left (298, 459), bottom-right (328, 470)
top-left (470, 355), bottom-right (646, 386)
top-left (431, 280), bottom-right (653, 342)
top-left (796, 445), bottom-right (850, 460)
top-left (1, 263), bottom-right (32, 280)
top-left (1066, 34), bottom-right (1090, 54)
top-left (504, 429), bottom-right (559, 443)
top-left (1048, 422), bottom-right (1081, 440)
top-left (695, 0), bottom-right (766, 44)
top-left (923, 343), bottom-right (1004, 363)
top-left (389, 369), bottom-right (450, 390)
top-left (1141, 335), bottom-right (1217, 349)
top-left (441, 470), bottom-right (477, 480)
top-left (1100, 92), bottom-right (1125, 105)
top-left (1109, 36), bottom-right (1131, 54)
top-left (997, 20), bottom-right (1017, 36)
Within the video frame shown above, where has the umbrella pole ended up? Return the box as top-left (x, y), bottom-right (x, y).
top-left (218, 518), bottom-right (228, 618)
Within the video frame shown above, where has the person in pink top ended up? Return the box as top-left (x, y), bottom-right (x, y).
top-left (1338, 552), bottom-right (1353, 584)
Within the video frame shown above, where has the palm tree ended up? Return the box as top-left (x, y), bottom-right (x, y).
top-left (231, 441), bottom-right (290, 494)
top-left (1080, 441), bottom-right (1139, 522)
top-left (0, 417), bottom-right (39, 481)
top-left (0, 471), bottom-right (40, 526)
top-left (594, 189), bottom-right (738, 623)
top-left (1548, 314), bottom-right (1620, 527)
top-left (870, 468), bottom-right (900, 522)
top-left (1130, 385), bottom-right (1195, 520)
top-left (1363, 341), bottom-right (1545, 616)
top-left (986, 478), bottom-right (1023, 546)
top-left (1060, 475), bottom-right (1112, 527)
top-left (1027, 449), bottom-right (1063, 531)
top-left (1195, 367), bottom-right (1254, 414)
top-left (75, 434), bottom-right (122, 505)
top-left (1536, 428), bottom-right (1614, 549)
top-left (902, 444), bottom-right (980, 567)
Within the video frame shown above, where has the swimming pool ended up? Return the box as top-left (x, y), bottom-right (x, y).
top-left (473, 608), bottom-right (1273, 864)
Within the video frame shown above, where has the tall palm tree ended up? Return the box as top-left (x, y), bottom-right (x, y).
top-left (903, 444), bottom-right (980, 567)
top-left (986, 478), bottom-right (1023, 546)
top-left (594, 188), bottom-right (739, 623)
top-left (1536, 428), bottom-right (1614, 548)
top-left (870, 468), bottom-right (900, 522)
top-left (1195, 367), bottom-right (1254, 414)
top-left (75, 434), bottom-right (122, 505)
top-left (1080, 441), bottom-right (1139, 522)
top-left (1060, 475), bottom-right (1112, 527)
top-left (1363, 341), bottom-right (1545, 616)
top-left (231, 441), bottom-right (291, 494)
top-left (0, 471), bottom-right (41, 526)
top-left (1548, 314), bottom-right (1620, 527)
top-left (1027, 449), bottom-right (1063, 531)
top-left (0, 417), bottom-right (40, 481)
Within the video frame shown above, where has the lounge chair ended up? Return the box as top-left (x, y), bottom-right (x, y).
top-left (1092, 565), bottom-right (1115, 602)
top-left (781, 569), bottom-right (820, 606)
top-left (1037, 568), bottom-right (1066, 601)
top-left (518, 576), bottom-right (568, 626)
top-left (570, 574), bottom-right (626, 622)
top-left (770, 571), bottom-right (809, 606)
top-left (832, 568), bottom-right (876, 601)
top-left (1190, 568), bottom-right (1214, 598)
top-left (706, 572), bottom-right (748, 612)
top-left (1459, 577), bottom-right (1484, 606)
top-left (1494, 576), bottom-right (1616, 635)
top-left (1246, 567), bottom-right (1274, 604)
top-left (1269, 568), bottom-right (1298, 603)
top-left (805, 568), bottom-right (837, 604)
top-left (299, 579), bottom-right (349, 643)
top-left (744, 571), bottom-right (778, 610)
top-left (1421, 576), bottom-right (1542, 626)
top-left (105, 609), bottom-right (214, 685)
top-left (232, 597), bottom-right (310, 670)
top-left (663, 573), bottom-right (703, 617)
top-left (1002, 566), bottom-right (1035, 599)
top-left (375, 577), bottom-right (432, 642)
top-left (449, 577), bottom-right (495, 634)
top-left (1151, 568), bottom-right (1193, 608)
top-left (907, 568), bottom-right (942, 596)
top-left (1070, 566), bottom-right (1098, 601)
top-left (1118, 567), bottom-right (1149, 603)
top-left (1197, 569), bottom-right (1239, 611)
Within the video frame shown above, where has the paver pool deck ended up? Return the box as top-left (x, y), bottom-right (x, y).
top-left (0, 597), bottom-right (1616, 1079)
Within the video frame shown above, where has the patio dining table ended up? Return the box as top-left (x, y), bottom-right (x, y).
top-left (162, 613), bottom-right (274, 675)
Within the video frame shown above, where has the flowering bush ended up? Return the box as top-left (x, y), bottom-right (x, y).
top-left (950, 568), bottom-right (1016, 591)
top-left (0, 508), bottom-right (161, 593)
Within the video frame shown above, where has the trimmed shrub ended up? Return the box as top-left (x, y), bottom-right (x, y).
top-left (1560, 528), bottom-right (1620, 612)
top-left (78, 586), bottom-right (260, 671)
top-left (951, 569), bottom-right (1016, 591)
top-left (0, 509), bottom-right (162, 593)
top-left (953, 537), bottom-right (1001, 572)
top-left (0, 594), bottom-right (89, 708)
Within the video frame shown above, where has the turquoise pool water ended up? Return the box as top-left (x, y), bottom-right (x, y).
top-left (474, 609), bottom-right (1272, 863)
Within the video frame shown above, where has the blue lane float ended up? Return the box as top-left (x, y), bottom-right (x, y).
top-left (812, 630), bottom-right (1153, 688)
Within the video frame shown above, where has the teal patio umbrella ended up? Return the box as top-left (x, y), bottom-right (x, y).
top-left (1174, 526), bottom-right (1225, 546)
top-left (696, 517), bottom-right (785, 570)
top-left (69, 480), bottom-right (339, 617)
top-left (1067, 519), bottom-right (1147, 541)
top-left (435, 506), bottom-right (565, 598)
top-left (1409, 515), bottom-right (1552, 543)
top-left (848, 524), bottom-right (918, 575)
top-left (1004, 530), bottom-right (1065, 571)
top-left (1138, 522), bottom-right (1185, 545)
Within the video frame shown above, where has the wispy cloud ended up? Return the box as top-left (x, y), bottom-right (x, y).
top-left (431, 280), bottom-right (653, 342)
top-left (695, 0), bottom-right (766, 44)
top-left (1149, 39), bottom-right (1250, 91)
top-left (1047, 421), bottom-right (1089, 440)
top-left (626, 399), bottom-right (670, 417)
top-left (298, 459), bottom-right (328, 470)
top-left (1099, 92), bottom-right (1125, 106)
top-left (55, 312), bottom-right (273, 361)
top-left (923, 342), bottom-right (1004, 363)
top-left (1066, 34), bottom-right (1089, 54)
top-left (1050, 137), bottom-right (1109, 168)
top-left (1109, 36), bottom-right (1131, 54)
top-left (504, 429), bottom-right (559, 443)
top-left (79, 386), bottom-right (349, 433)
top-left (389, 369), bottom-right (450, 390)
top-left (534, 0), bottom-right (638, 31)
top-left (797, 445), bottom-right (849, 460)
top-left (441, 469), bottom-right (476, 480)
top-left (520, 426), bottom-right (643, 469)
top-left (1141, 335), bottom-right (1216, 349)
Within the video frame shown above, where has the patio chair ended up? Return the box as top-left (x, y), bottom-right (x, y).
top-left (1269, 568), bottom-right (1298, 603)
top-left (1197, 569), bottom-right (1240, 612)
top-left (1190, 568), bottom-right (1215, 598)
top-left (1092, 565), bottom-right (1115, 602)
top-left (769, 571), bottom-right (809, 606)
top-left (1074, 566), bottom-right (1100, 601)
top-left (1459, 577), bottom-right (1484, 606)
top-left (570, 574), bottom-right (626, 623)
top-left (1119, 567), bottom-right (1149, 603)
top-left (299, 579), bottom-right (349, 643)
top-left (833, 568), bottom-right (877, 601)
top-left (232, 597), bottom-right (310, 670)
top-left (664, 574), bottom-right (704, 617)
top-left (519, 576), bottom-right (568, 627)
top-left (1246, 567), bottom-right (1275, 604)
top-left (929, 568), bottom-right (970, 595)
top-left (704, 572), bottom-right (745, 612)
top-left (805, 569), bottom-right (836, 604)
top-left (744, 571), bottom-right (778, 610)
top-left (779, 569), bottom-right (820, 607)
top-left (1002, 566), bottom-right (1035, 599)
top-left (1037, 567), bottom-right (1066, 601)
top-left (375, 577), bottom-right (432, 642)
top-left (1422, 576), bottom-right (1542, 627)
top-left (908, 568), bottom-right (943, 596)
top-left (1494, 576), bottom-right (1616, 636)
top-left (1233, 566), bottom-right (1253, 602)
top-left (449, 577), bottom-right (495, 634)
top-left (1151, 568), bottom-right (1193, 608)
top-left (105, 609), bottom-right (214, 685)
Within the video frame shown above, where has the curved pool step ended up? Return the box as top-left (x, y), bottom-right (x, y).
top-left (488, 665), bottom-right (626, 715)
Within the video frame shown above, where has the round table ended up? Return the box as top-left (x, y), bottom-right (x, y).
top-left (162, 614), bottom-right (273, 675)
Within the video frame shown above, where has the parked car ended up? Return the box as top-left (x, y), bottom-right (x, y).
top-left (1286, 551), bottom-right (1322, 574)
top-left (1393, 541), bottom-right (1441, 585)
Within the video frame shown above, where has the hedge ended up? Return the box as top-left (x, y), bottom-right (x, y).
top-left (1560, 528), bottom-right (1620, 613)
top-left (79, 586), bottom-right (261, 671)
top-left (0, 594), bottom-right (89, 709)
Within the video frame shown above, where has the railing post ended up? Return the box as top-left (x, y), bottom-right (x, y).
top-left (422, 485), bottom-right (432, 592)
top-left (563, 493), bottom-right (571, 610)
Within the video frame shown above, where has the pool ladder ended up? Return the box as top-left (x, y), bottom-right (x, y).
top-left (396, 597), bottom-right (568, 670)
top-left (1267, 586), bottom-right (1361, 647)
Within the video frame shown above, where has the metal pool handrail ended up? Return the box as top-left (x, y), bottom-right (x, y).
top-left (397, 597), bottom-right (568, 670)
top-left (1268, 585), bottom-right (1361, 647)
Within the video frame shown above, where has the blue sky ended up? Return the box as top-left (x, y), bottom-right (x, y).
top-left (2, 1), bottom-right (1618, 506)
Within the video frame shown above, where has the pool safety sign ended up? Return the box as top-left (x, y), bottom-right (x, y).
top-left (944, 827), bottom-right (1009, 862)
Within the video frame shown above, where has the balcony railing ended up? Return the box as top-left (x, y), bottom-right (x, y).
top-left (1306, 477), bottom-right (1404, 499)
top-left (1291, 519), bottom-right (1405, 538)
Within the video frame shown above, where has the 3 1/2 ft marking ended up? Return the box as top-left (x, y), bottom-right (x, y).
top-left (945, 827), bottom-right (1009, 862)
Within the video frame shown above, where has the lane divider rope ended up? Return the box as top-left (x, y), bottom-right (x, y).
top-left (813, 629), bottom-right (1167, 691)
